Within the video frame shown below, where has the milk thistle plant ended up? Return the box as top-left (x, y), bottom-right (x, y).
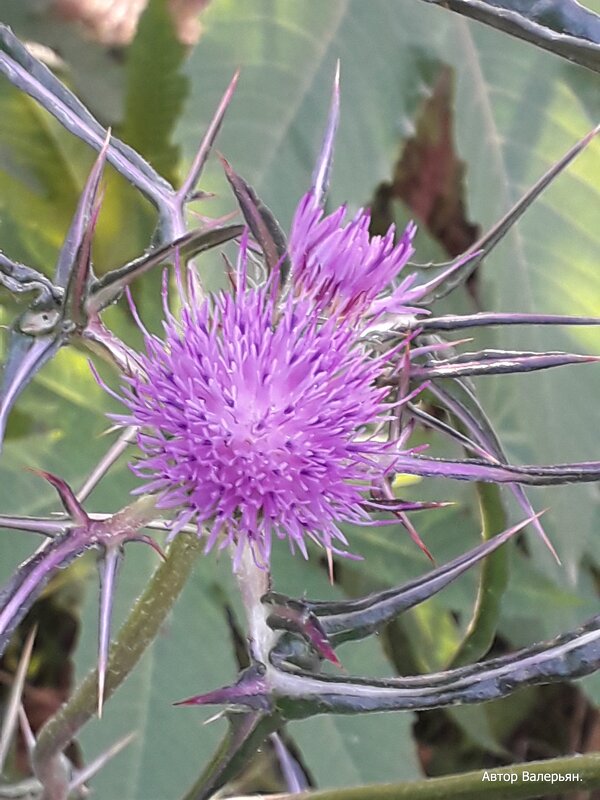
top-left (0, 5), bottom-right (600, 800)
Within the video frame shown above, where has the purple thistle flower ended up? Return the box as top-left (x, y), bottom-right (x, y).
top-left (288, 73), bottom-right (477, 324)
top-left (289, 191), bottom-right (419, 318)
top-left (111, 237), bottom-right (408, 568)
top-left (289, 191), bottom-right (475, 321)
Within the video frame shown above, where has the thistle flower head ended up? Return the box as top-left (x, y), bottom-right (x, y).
top-left (289, 190), bottom-right (420, 319)
top-left (113, 238), bottom-right (399, 568)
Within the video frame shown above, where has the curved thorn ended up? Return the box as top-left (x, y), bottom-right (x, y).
top-left (127, 534), bottom-right (167, 561)
top-left (29, 470), bottom-right (89, 525)
top-left (97, 547), bottom-right (123, 718)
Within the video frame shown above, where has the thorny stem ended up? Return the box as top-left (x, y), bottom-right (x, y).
top-left (33, 532), bottom-right (203, 800)
top-left (447, 483), bottom-right (509, 667)
top-left (180, 549), bottom-right (279, 800)
top-left (275, 752), bottom-right (600, 799)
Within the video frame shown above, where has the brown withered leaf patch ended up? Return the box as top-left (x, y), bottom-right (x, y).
top-left (371, 66), bottom-right (479, 263)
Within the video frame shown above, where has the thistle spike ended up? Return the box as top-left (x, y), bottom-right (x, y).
top-left (312, 60), bottom-right (340, 205)
top-left (178, 69), bottom-right (240, 202)
top-left (97, 547), bottom-right (123, 718)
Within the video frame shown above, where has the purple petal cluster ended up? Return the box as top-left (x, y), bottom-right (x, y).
top-left (115, 251), bottom-right (397, 566)
top-left (289, 190), bottom-right (478, 323)
top-left (289, 190), bottom-right (419, 318)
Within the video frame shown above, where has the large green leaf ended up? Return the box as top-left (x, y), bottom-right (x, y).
top-left (174, 0), bottom-right (600, 581)
top-left (74, 555), bottom-right (237, 800)
top-left (447, 17), bottom-right (600, 577)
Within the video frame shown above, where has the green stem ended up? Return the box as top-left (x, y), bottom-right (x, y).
top-left (282, 752), bottom-right (600, 800)
top-left (33, 532), bottom-right (203, 790)
top-left (180, 549), bottom-right (278, 800)
top-left (234, 545), bottom-right (275, 661)
top-left (181, 712), bottom-right (279, 800)
top-left (447, 482), bottom-right (508, 667)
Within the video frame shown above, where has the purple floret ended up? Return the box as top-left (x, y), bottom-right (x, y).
top-left (289, 191), bottom-right (420, 318)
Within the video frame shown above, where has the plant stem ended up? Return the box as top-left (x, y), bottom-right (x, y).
top-left (33, 532), bottom-right (203, 796)
top-left (447, 482), bottom-right (508, 667)
top-left (181, 712), bottom-right (279, 800)
top-left (234, 546), bottom-right (275, 663)
top-left (277, 752), bottom-right (600, 799)
top-left (178, 549), bottom-right (279, 800)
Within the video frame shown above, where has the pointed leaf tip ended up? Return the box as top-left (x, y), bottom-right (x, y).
top-left (28, 469), bottom-right (89, 525)
top-left (221, 157), bottom-right (289, 280)
top-left (312, 62), bottom-right (341, 204)
top-left (174, 667), bottom-right (271, 711)
top-left (128, 534), bottom-right (167, 561)
top-left (178, 70), bottom-right (240, 202)
top-left (55, 130), bottom-right (110, 289)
